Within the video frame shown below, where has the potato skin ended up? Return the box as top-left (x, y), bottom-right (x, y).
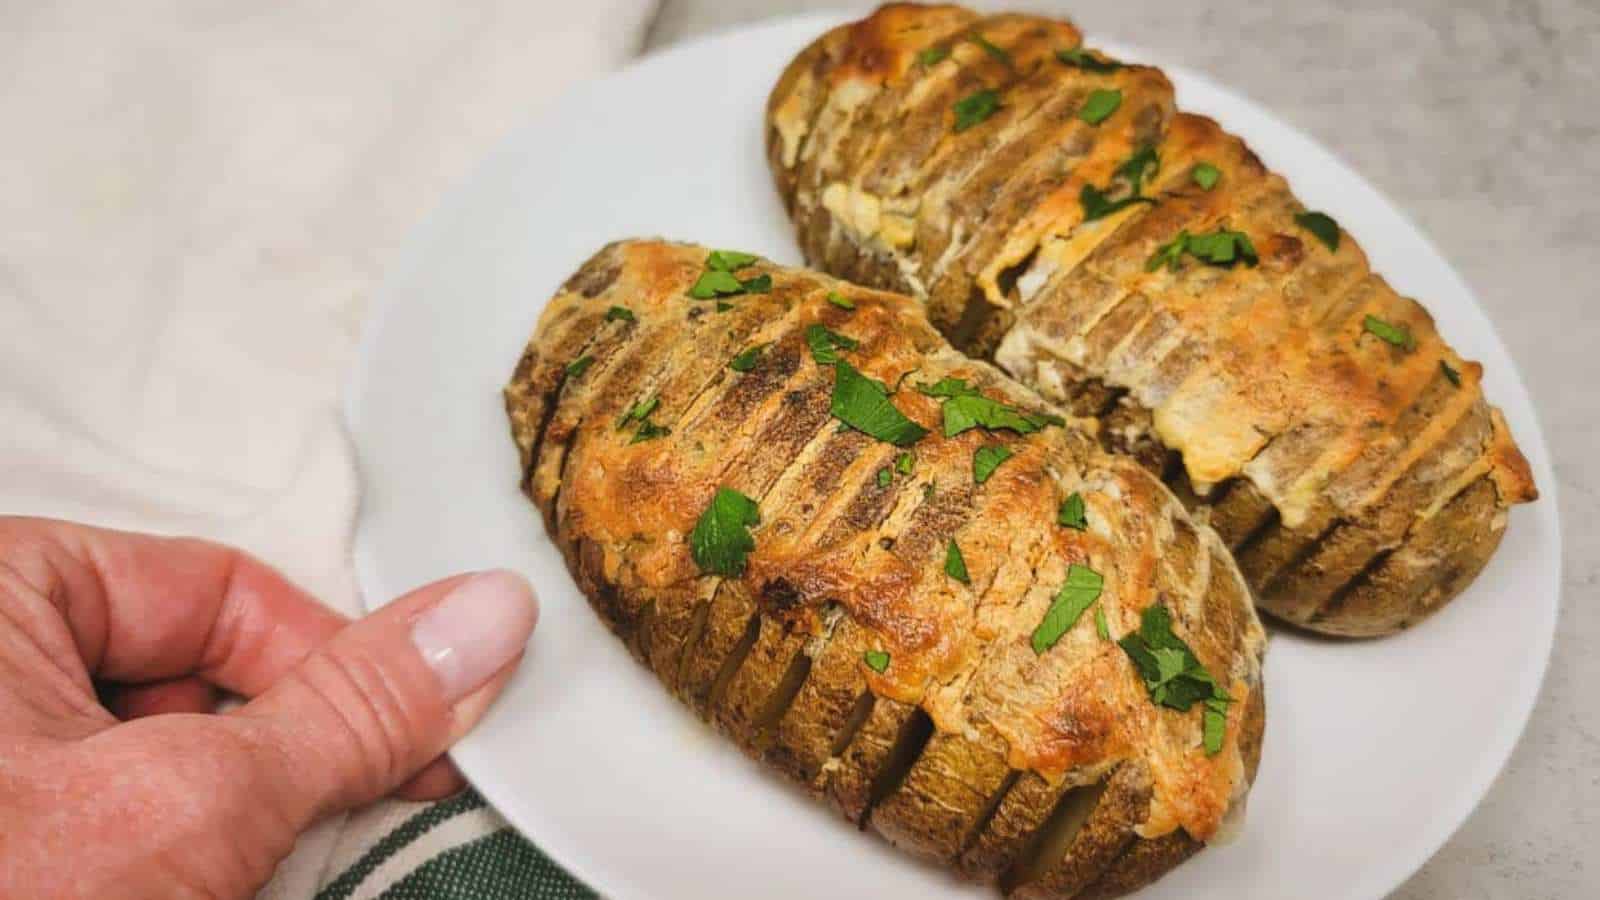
top-left (765, 3), bottom-right (1536, 638)
top-left (506, 240), bottom-right (1266, 899)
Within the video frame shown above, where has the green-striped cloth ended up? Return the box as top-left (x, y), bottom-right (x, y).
top-left (311, 791), bottom-right (594, 900)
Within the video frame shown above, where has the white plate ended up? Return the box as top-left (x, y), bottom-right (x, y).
top-left (345, 12), bottom-right (1561, 900)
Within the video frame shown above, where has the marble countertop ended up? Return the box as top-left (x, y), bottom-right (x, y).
top-left (647, 2), bottom-right (1598, 896)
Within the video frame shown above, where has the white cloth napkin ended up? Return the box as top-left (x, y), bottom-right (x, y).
top-left (0, 1), bottom-right (657, 894)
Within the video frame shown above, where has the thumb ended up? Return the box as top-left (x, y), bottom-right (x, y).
top-left (233, 569), bottom-right (537, 822)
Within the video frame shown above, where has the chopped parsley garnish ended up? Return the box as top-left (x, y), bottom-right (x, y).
top-left (1115, 144), bottom-right (1160, 196)
top-left (1057, 492), bottom-right (1088, 530)
top-left (616, 395), bottom-right (660, 430)
top-left (1294, 211), bottom-right (1340, 253)
top-left (1148, 229), bottom-right (1258, 270)
top-left (706, 249), bottom-right (759, 272)
top-left (972, 444), bottom-right (1013, 483)
top-left (1080, 183), bottom-right (1155, 223)
top-left (1031, 563), bottom-right (1103, 654)
top-left (918, 45), bottom-right (950, 67)
top-left (565, 355), bottom-right (594, 377)
top-left (629, 421), bottom-right (671, 444)
top-left (915, 377), bottom-right (979, 398)
top-left (1079, 89), bottom-right (1122, 124)
top-left (1191, 162), bottom-right (1221, 190)
top-left (1186, 229), bottom-right (1258, 267)
top-left (953, 88), bottom-right (1001, 132)
top-left (971, 34), bottom-right (1012, 67)
top-left (877, 467), bottom-right (892, 488)
top-left (689, 270), bottom-right (769, 300)
top-left (827, 291), bottom-right (856, 310)
top-left (895, 451), bottom-right (915, 476)
top-left (863, 649), bottom-right (891, 673)
top-left (805, 323), bottom-right (860, 364)
top-left (729, 343), bottom-right (767, 372)
top-left (689, 487), bottom-right (761, 577)
top-left (1146, 230), bottom-right (1190, 272)
top-left (688, 269), bottom-right (743, 299)
top-left (944, 539), bottom-right (970, 584)
top-left (618, 395), bottom-right (669, 444)
top-left (716, 301), bottom-right (735, 312)
top-left (916, 377), bottom-right (1058, 437)
top-left (605, 305), bottom-right (636, 322)
top-left (1095, 604), bottom-right (1111, 640)
top-left (830, 361), bottom-right (929, 447)
top-left (1117, 604), bottom-right (1231, 756)
top-left (1440, 359), bottom-right (1462, 386)
top-left (1363, 314), bottom-right (1415, 350)
top-left (1055, 46), bottom-right (1121, 72)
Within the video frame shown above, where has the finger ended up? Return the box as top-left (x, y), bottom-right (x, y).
top-left (233, 570), bottom-right (536, 822)
top-left (105, 676), bottom-right (217, 720)
top-left (394, 757), bottom-right (468, 802)
top-left (0, 517), bottom-right (349, 695)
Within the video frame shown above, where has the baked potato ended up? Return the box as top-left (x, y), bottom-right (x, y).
top-left (504, 239), bottom-right (1266, 899)
top-left (765, 3), bottom-right (1537, 636)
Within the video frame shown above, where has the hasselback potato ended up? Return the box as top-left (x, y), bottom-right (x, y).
top-left (765, 3), bottom-right (1536, 636)
top-left (504, 240), bottom-right (1266, 899)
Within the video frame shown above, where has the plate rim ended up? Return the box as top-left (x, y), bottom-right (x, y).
top-left (344, 11), bottom-right (1563, 900)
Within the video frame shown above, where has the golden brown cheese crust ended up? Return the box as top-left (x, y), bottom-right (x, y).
top-left (505, 240), bottom-right (1266, 899)
top-left (766, 3), bottom-right (1536, 637)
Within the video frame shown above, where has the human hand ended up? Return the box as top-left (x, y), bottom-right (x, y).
top-left (0, 517), bottom-right (538, 899)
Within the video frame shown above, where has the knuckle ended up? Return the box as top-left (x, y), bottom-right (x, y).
top-left (290, 649), bottom-right (424, 802)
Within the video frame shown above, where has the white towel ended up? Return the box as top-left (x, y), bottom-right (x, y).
top-left (0, 1), bottom-right (657, 894)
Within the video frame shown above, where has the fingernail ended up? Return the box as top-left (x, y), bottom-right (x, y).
top-left (411, 570), bottom-right (539, 702)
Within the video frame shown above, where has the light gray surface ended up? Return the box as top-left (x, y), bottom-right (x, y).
top-left (646, 2), bottom-right (1598, 897)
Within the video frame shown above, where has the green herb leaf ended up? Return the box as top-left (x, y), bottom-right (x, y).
top-left (1363, 314), bottom-right (1415, 350)
top-left (877, 467), bottom-right (892, 488)
top-left (689, 487), bottom-right (760, 577)
top-left (1202, 700), bottom-right (1228, 756)
top-left (729, 343), bottom-right (767, 373)
top-left (1185, 229), bottom-right (1258, 267)
top-left (715, 301), bottom-right (735, 312)
top-left (1191, 162), bottom-right (1221, 191)
top-left (605, 305), bottom-right (636, 322)
top-left (895, 451), bottom-right (915, 476)
top-left (1294, 211), bottom-right (1340, 253)
top-left (1095, 604), bottom-right (1110, 640)
top-left (1080, 183), bottom-right (1155, 222)
top-left (1116, 604), bottom-right (1232, 753)
top-left (688, 269), bottom-right (743, 299)
top-left (629, 421), bottom-right (671, 444)
top-left (740, 274), bottom-right (772, 294)
top-left (1055, 46), bottom-right (1121, 72)
top-left (1031, 563), bottom-right (1104, 654)
top-left (1079, 88), bottom-right (1122, 124)
top-left (831, 361), bottom-right (929, 447)
top-left (953, 88), bottom-right (1001, 132)
top-left (972, 444), bottom-right (1014, 484)
top-left (1115, 144), bottom-right (1160, 196)
top-left (916, 377), bottom-right (980, 398)
top-left (864, 649), bottom-right (891, 673)
top-left (944, 539), bottom-right (970, 584)
top-left (827, 291), bottom-right (856, 310)
top-left (918, 45), bottom-right (950, 67)
top-left (1057, 492), bottom-right (1088, 530)
top-left (806, 323), bottom-right (860, 364)
top-left (1146, 230), bottom-right (1190, 272)
top-left (706, 249), bottom-right (760, 272)
top-left (617, 395), bottom-right (660, 430)
top-left (1440, 359), bottom-right (1462, 386)
top-left (942, 392), bottom-right (1044, 438)
top-left (565, 355), bottom-right (594, 377)
top-left (971, 34), bottom-right (1012, 67)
